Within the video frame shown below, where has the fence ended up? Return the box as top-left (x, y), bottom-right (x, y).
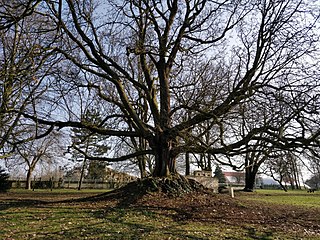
top-left (8, 178), bottom-right (132, 190)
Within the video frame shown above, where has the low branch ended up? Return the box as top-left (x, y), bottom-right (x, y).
top-left (20, 112), bottom-right (140, 137)
top-left (72, 145), bottom-right (154, 162)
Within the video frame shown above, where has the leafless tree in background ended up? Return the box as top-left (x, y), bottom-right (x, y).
top-left (5, 130), bottom-right (65, 190)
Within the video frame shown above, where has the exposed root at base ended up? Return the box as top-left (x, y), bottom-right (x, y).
top-left (136, 175), bottom-right (205, 196)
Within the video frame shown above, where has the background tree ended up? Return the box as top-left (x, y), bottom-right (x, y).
top-left (213, 165), bottom-right (226, 184)
top-left (5, 130), bottom-right (64, 190)
top-left (70, 107), bottom-right (110, 189)
top-left (263, 151), bottom-right (304, 191)
top-left (0, 165), bottom-right (10, 192)
top-left (265, 156), bottom-right (288, 192)
top-left (110, 136), bottom-right (154, 178)
top-left (87, 161), bottom-right (107, 180)
top-left (305, 174), bottom-right (320, 190)
top-left (305, 149), bottom-right (320, 187)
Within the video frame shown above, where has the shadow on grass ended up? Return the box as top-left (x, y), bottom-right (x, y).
top-left (0, 199), bottom-right (47, 211)
top-left (35, 219), bottom-right (209, 240)
top-left (90, 207), bottom-right (209, 240)
top-left (62, 181), bottom-right (148, 207)
top-left (88, 206), bottom-right (276, 240)
top-left (0, 192), bottom-right (277, 239)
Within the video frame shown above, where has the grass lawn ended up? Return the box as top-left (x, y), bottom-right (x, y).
top-left (241, 189), bottom-right (320, 208)
top-left (0, 188), bottom-right (319, 239)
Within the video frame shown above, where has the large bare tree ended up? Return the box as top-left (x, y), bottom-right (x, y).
top-left (4, 0), bottom-right (320, 181)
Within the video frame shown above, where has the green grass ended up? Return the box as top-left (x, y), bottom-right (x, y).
top-left (0, 204), bottom-right (268, 240)
top-left (241, 189), bottom-right (320, 208)
top-left (0, 189), bottom-right (319, 239)
top-left (0, 197), bottom-right (236, 239)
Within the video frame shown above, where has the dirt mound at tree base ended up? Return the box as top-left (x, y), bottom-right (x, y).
top-left (134, 175), bottom-right (206, 195)
top-left (78, 175), bottom-right (207, 206)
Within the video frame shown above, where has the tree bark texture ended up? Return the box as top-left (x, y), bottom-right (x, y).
top-left (244, 165), bottom-right (259, 192)
top-left (152, 133), bottom-right (176, 177)
top-left (26, 168), bottom-right (33, 190)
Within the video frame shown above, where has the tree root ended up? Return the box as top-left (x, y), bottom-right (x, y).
top-left (137, 174), bottom-right (205, 196)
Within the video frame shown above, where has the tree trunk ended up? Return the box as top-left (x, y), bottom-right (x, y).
top-left (207, 153), bottom-right (212, 171)
top-left (244, 165), bottom-right (259, 192)
top-left (152, 134), bottom-right (177, 177)
top-left (153, 148), bottom-right (176, 177)
top-left (293, 164), bottom-right (301, 190)
top-left (78, 157), bottom-right (87, 190)
top-left (199, 154), bottom-right (204, 170)
top-left (26, 169), bottom-right (33, 190)
top-left (185, 152), bottom-right (190, 176)
top-left (279, 179), bottom-right (288, 192)
top-left (138, 155), bottom-right (147, 178)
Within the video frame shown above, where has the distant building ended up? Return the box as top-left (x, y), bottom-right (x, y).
top-left (193, 170), bottom-right (212, 177)
top-left (223, 171), bottom-right (265, 188)
top-left (104, 167), bottom-right (137, 182)
top-left (223, 171), bottom-right (245, 185)
top-left (186, 170), bottom-right (219, 192)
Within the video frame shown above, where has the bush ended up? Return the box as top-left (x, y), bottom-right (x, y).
top-left (0, 166), bottom-right (11, 192)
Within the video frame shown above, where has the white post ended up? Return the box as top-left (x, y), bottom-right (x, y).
top-left (230, 187), bottom-right (234, 198)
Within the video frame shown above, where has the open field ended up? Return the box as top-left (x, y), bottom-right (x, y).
top-left (0, 188), bottom-right (319, 239)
